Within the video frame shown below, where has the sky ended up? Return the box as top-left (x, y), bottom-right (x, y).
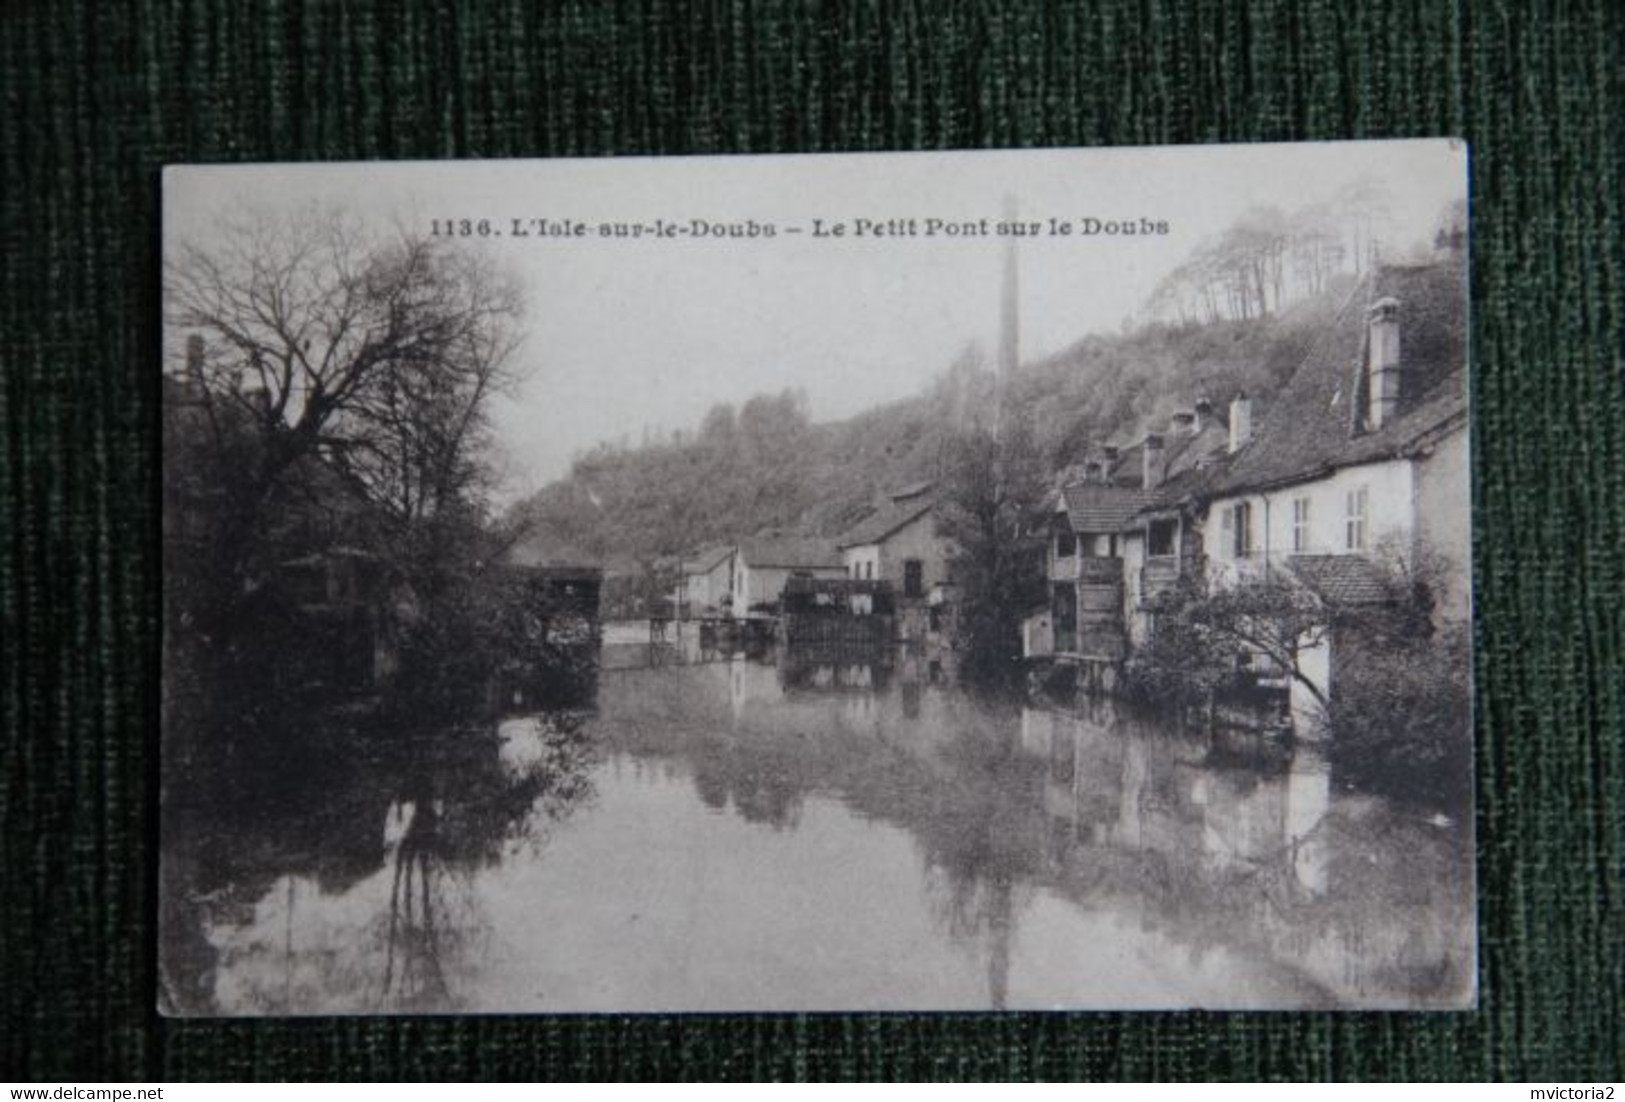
top-left (164, 140), bottom-right (1466, 500)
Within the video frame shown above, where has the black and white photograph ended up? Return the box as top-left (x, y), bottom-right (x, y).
top-left (160, 141), bottom-right (1473, 1015)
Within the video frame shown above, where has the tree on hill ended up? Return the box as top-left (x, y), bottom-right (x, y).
top-left (507, 281), bottom-right (1352, 573)
top-left (1145, 180), bottom-right (1397, 328)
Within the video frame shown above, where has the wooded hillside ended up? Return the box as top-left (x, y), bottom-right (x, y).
top-left (507, 276), bottom-right (1352, 570)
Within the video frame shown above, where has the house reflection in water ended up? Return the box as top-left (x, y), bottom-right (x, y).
top-left (1018, 698), bottom-right (1332, 901)
top-left (167, 651), bottom-right (1471, 1014)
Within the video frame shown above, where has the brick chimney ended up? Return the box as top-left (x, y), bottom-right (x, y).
top-left (1367, 296), bottom-right (1402, 430)
top-left (1228, 393), bottom-right (1252, 454)
top-left (1143, 433), bottom-right (1166, 489)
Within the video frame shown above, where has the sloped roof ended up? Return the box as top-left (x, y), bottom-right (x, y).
top-left (1162, 419), bottom-right (1229, 481)
top-left (887, 479), bottom-right (935, 501)
top-left (1287, 554), bottom-right (1391, 606)
top-left (682, 545), bottom-right (734, 575)
top-left (835, 497), bottom-right (935, 548)
top-left (1106, 441), bottom-right (1147, 487)
top-left (1061, 483), bottom-right (1157, 534)
top-left (1047, 443), bottom-right (1145, 509)
top-left (1214, 260), bottom-right (1467, 496)
top-left (1045, 435), bottom-right (1154, 519)
top-left (737, 534), bottom-right (842, 569)
top-left (1139, 460), bottom-right (1225, 515)
top-left (1138, 420), bottom-right (1232, 514)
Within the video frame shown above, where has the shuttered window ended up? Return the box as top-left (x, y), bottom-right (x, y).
top-left (1345, 486), bottom-right (1369, 551)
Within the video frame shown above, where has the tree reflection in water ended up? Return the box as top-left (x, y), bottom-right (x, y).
top-left (166, 639), bottom-right (1473, 1012)
top-left (162, 708), bottom-right (596, 1015)
top-left (381, 798), bottom-right (449, 1010)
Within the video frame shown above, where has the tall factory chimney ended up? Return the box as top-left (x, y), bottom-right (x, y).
top-left (994, 194), bottom-right (1020, 442)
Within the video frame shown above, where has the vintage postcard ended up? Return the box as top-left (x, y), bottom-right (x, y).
top-left (160, 141), bottom-right (1474, 1014)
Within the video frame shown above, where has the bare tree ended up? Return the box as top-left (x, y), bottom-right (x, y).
top-left (1143, 189), bottom-right (1394, 327)
top-left (164, 205), bottom-right (526, 643)
top-left (167, 207), bottom-right (521, 527)
top-left (1188, 579), bottom-right (1334, 710)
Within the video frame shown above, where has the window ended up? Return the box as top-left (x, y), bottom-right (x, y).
top-left (865, 561), bottom-right (874, 580)
top-left (1055, 530), bottom-right (1077, 559)
top-left (1292, 497), bottom-right (1311, 552)
top-left (1345, 485), bottom-right (1369, 551)
top-left (1148, 519), bottom-right (1177, 557)
top-left (903, 559), bottom-right (924, 598)
top-left (1224, 501), bottom-right (1254, 558)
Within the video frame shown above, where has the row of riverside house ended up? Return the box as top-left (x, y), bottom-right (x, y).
top-left (674, 480), bottom-right (957, 647)
top-left (1026, 245), bottom-right (1469, 726)
top-left (672, 245), bottom-right (1467, 726)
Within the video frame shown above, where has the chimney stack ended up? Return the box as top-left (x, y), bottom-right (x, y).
top-left (1102, 444), bottom-right (1120, 469)
top-left (1228, 393), bottom-right (1253, 454)
top-left (1143, 433), bottom-right (1166, 489)
top-left (1367, 296), bottom-right (1402, 430)
top-left (184, 334), bottom-right (205, 381)
top-left (1193, 397), bottom-right (1213, 433)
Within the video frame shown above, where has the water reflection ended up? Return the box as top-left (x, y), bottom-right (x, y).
top-left (161, 712), bottom-right (596, 1014)
top-left (162, 642), bottom-right (1472, 1014)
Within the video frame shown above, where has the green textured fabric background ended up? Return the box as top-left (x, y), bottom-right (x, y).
top-left (2, 0), bottom-right (1621, 1082)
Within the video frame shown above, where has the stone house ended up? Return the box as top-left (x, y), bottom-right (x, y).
top-left (835, 481), bottom-right (957, 638)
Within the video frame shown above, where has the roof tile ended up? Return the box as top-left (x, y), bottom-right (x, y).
top-left (1214, 260), bottom-right (1468, 496)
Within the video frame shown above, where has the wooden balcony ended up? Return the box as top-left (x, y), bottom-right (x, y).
top-left (1055, 624), bottom-right (1127, 661)
top-left (1076, 555), bottom-right (1124, 584)
top-left (1139, 553), bottom-right (1205, 603)
top-left (1050, 554), bottom-right (1124, 584)
top-left (1142, 556), bottom-right (1181, 596)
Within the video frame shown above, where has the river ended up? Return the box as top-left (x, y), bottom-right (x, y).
top-left (158, 623), bottom-right (1474, 1013)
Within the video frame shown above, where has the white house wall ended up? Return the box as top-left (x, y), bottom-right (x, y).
top-left (1413, 428), bottom-right (1471, 624)
top-left (1201, 458), bottom-right (1423, 726)
top-left (1120, 531), bottom-right (1147, 645)
top-left (1206, 458), bottom-right (1417, 588)
top-left (1291, 632), bottom-right (1332, 732)
top-left (734, 562), bottom-right (846, 613)
top-left (685, 555), bottom-right (735, 614)
top-left (843, 544), bottom-right (882, 581)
